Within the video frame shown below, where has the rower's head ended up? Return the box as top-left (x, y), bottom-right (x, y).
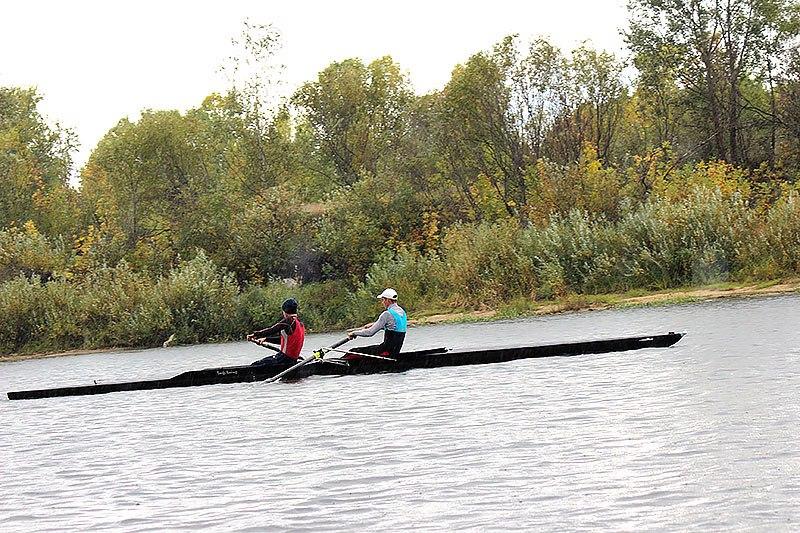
top-left (282, 298), bottom-right (298, 316)
top-left (376, 288), bottom-right (398, 308)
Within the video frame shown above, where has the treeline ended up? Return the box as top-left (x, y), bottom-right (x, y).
top-left (2, 0), bottom-right (800, 355)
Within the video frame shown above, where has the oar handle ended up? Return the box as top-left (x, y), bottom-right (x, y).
top-left (329, 337), bottom-right (351, 350)
top-left (248, 338), bottom-right (281, 352)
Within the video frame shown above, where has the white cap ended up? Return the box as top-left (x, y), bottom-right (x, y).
top-left (376, 288), bottom-right (398, 300)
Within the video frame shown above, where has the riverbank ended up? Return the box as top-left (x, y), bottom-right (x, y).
top-left (412, 278), bottom-right (800, 324)
top-left (2, 277), bottom-right (798, 363)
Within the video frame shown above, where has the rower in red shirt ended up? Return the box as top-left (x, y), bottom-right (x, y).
top-left (247, 298), bottom-right (306, 368)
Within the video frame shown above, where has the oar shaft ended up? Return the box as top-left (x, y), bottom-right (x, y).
top-left (322, 346), bottom-right (396, 361)
top-left (265, 336), bottom-right (351, 383)
top-left (265, 356), bottom-right (316, 383)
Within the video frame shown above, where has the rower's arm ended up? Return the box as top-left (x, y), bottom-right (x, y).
top-left (250, 319), bottom-right (288, 342)
top-left (351, 312), bottom-right (389, 337)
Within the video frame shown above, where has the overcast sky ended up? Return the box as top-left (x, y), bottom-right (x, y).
top-left (1, 0), bottom-right (630, 173)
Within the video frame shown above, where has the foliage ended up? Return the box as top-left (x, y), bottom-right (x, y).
top-left (440, 220), bottom-right (535, 305)
top-left (433, 36), bottom-right (630, 224)
top-left (6, 13), bottom-right (800, 356)
top-left (354, 248), bottom-right (446, 312)
top-left (0, 222), bottom-right (73, 282)
top-left (2, 185), bottom-right (800, 356)
top-left (744, 191), bottom-right (800, 275)
top-left (292, 56), bottom-right (413, 187)
top-left (219, 186), bottom-right (313, 283)
top-left (0, 87), bottom-right (80, 236)
top-left (81, 110), bottom-right (228, 271)
top-left (314, 171), bottom-right (429, 281)
top-left (157, 252), bottom-right (240, 344)
top-left (625, 0), bottom-right (800, 166)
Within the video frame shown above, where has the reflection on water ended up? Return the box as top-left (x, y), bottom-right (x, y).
top-left (2, 295), bottom-right (799, 531)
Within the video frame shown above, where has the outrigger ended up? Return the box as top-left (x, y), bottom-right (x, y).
top-left (6, 332), bottom-right (684, 400)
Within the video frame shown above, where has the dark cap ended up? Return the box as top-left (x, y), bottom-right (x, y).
top-left (282, 298), bottom-right (298, 314)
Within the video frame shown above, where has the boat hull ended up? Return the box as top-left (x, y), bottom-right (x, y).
top-left (7, 333), bottom-right (684, 400)
top-left (311, 332), bottom-right (685, 376)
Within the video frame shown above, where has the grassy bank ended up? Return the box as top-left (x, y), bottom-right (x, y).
top-left (1, 278), bottom-right (797, 363)
top-left (413, 278), bottom-right (800, 324)
top-left (2, 189), bottom-right (799, 359)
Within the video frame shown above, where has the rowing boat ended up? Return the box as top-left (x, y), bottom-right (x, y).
top-left (6, 332), bottom-right (684, 400)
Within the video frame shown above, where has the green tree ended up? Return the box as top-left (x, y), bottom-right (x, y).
top-left (0, 87), bottom-right (80, 236)
top-left (437, 37), bottom-right (529, 222)
top-left (217, 22), bottom-right (301, 195)
top-left (435, 36), bottom-right (628, 222)
top-left (626, 0), bottom-right (800, 166)
top-left (775, 51), bottom-right (800, 168)
top-left (219, 187), bottom-right (313, 283)
top-left (292, 56), bottom-right (413, 186)
top-left (80, 110), bottom-right (231, 269)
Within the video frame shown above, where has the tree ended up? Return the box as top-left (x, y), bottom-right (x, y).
top-left (80, 110), bottom-right (231, 269)
top-left (217, 22), bottom-right (300, 194)
top-left (0, 87), bottom-right (80, 235)
top-left (292, 56), bottom-right (413, 186)
top-left (437, 37), bottom-right (529, 222)
top-left (626, 0), bottom-right (800, 166)
top-left (571, 46), bottom-right (628, 163)
top-left (435, 36), bottom-right (628, 223)
top-left (198, 92), bottom-right (299, 196)
top-left (775, 50), bottom-right (800, 168)
top-left (509, 38), bottom-right (570, 163)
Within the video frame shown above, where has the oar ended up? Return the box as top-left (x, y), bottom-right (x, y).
top-left (248, 338), bottom-right (282, 352)
top-left (265, 337), bottom-right (351, 383)
top-left (318, 346), bottom-right (397, 362)
top-left (247, 337), bottom-right (346, 368)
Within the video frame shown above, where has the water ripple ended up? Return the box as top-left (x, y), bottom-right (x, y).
top-left (2, 294), bottom-right (800, 531)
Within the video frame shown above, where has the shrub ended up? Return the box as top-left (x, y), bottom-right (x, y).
top-left (78, 262), bottom-right (171, 348)
top-left (0, 275), bottom-right (82, 354)
top-left (220, 188), bottom-right (313, 283)
top-left (756, 192), bottom-right (800, 275)
top-left (157, 252), bottom-right (239, 344)
top-left (296, 280), bottom-right (358, 330)
top-left (0, 222), bottom-right (73, 282)
top-left (616, 189), bottom-right (754, 288)
top-left (356, 248), bottom-right (445, 310)
top-left (0, 275), bottom-right (45, 353)
top-left (236, 279), bottom-right (358, 333)
top-left (440, 220), bottom-right (535, 305)
top-left (527, 211), bottom-right (621, 295)
top-left (235, 282), bottom-right (298, 334)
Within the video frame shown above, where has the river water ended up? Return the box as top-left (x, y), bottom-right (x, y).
top-left (2, 295), bottom-right (799, 531)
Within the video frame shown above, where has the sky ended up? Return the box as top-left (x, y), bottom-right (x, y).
top-left (1, 0), bottom-right (630, 176)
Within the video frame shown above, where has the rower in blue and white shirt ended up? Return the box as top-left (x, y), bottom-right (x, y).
top-left (347, 288), bottom-right (407, 358)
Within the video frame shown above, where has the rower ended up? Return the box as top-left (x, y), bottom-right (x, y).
top-left (347, 288), bottom-right (407, 358)
top-left (247, 298), bottom-right (306, 368)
